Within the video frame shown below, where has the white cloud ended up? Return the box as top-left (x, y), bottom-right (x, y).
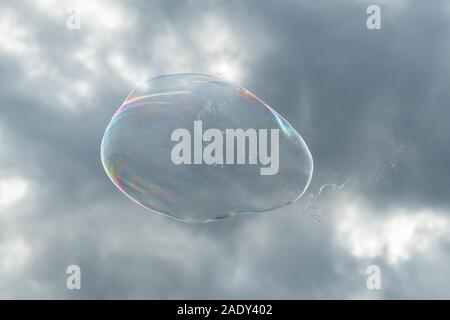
top-left (36, 0), bottom-right (129, 31)
top-left (108, 52), bottom-right (151, 85)
top-left (0, 177), bottom-right (28, 209)
top-left (0, 1), bottom-right (137, 112)
top-left (0, 8), bottom-right (33, 55)
top-left (0, 238), bottom-right (31, 275)
top-left (79, 0), bottom-right (126, 31)
top-left (335, 197), bottom-right (450, 265)
top-left (194, 14), bottom-right (246, 82)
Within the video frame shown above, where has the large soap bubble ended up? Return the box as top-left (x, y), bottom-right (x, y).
top-left (101, 73), bottom-right (313, 222)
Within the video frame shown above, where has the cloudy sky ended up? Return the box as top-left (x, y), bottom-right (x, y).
top-left (1, 0), bottom-right (450, 299)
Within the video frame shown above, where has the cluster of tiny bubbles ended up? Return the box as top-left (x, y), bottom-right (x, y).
top-left (101, 73), bottom-right (313, 223)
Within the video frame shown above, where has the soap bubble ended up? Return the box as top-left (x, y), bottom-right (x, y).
top-left (101, 73), bottom-right (313, 222)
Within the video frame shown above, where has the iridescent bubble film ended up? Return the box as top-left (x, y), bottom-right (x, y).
top-left (101, 73), bottom-right (313, 222)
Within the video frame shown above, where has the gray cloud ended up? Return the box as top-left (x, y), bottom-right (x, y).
top-left (0, 0), bottom-right (449, 299)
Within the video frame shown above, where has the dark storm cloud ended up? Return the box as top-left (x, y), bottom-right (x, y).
top-left (219, 0), bottom-right (450, 208)
top-left (0, 0), bottom-right (449, 299)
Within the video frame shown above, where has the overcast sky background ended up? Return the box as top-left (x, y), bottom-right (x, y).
top-left (1, 0), bottom-right (450, 299)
